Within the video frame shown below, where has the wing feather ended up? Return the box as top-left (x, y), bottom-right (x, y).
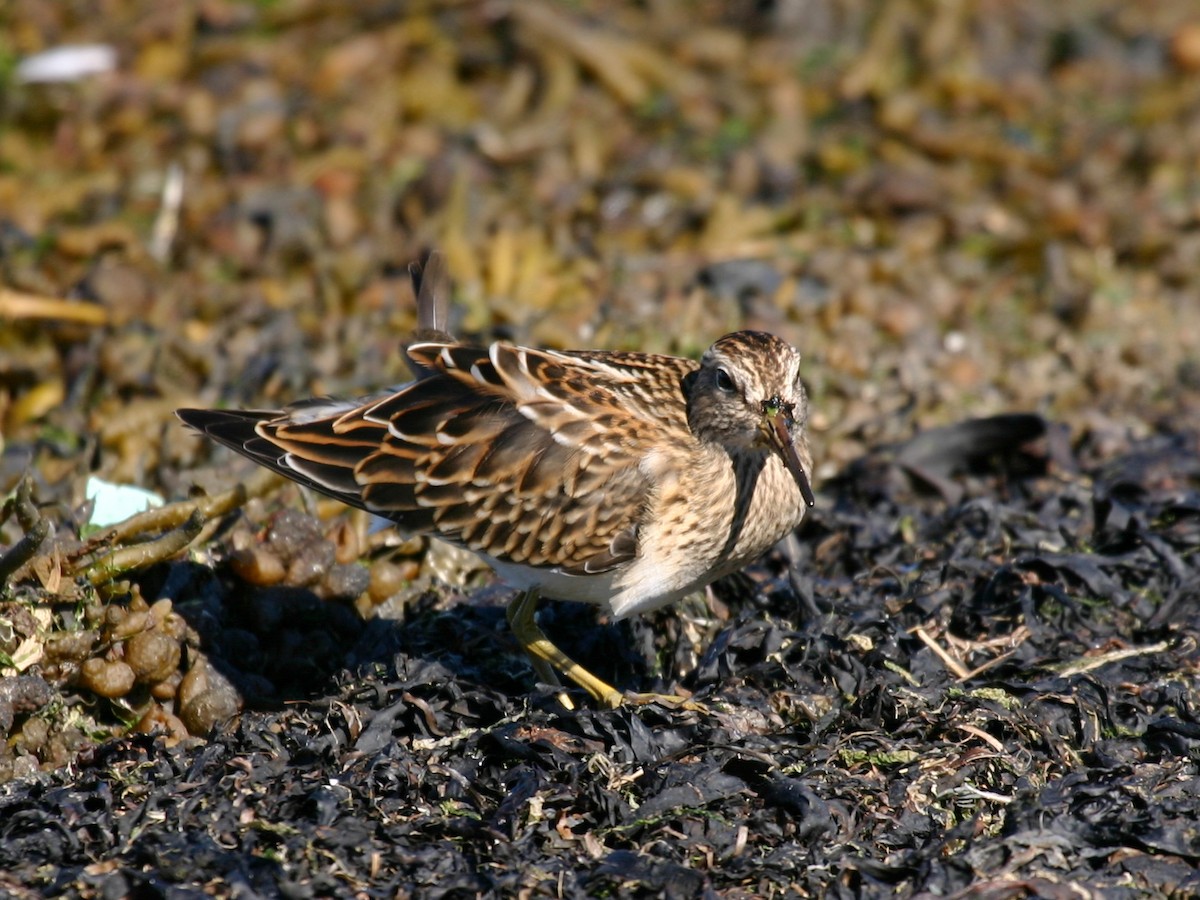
top-left (180, 339), bottom-right (699, 576)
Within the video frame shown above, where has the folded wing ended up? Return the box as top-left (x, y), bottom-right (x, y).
top-left (178, 341), bottom-right (697, 575)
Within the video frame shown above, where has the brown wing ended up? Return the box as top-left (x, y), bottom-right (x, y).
top-left (176, 398), bottom-right (392, 505)
top-left (178, 341), bottom-right (698, 575)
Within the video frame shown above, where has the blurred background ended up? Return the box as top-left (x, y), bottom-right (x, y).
top-left (2, 0), bottom-right (1199, 493)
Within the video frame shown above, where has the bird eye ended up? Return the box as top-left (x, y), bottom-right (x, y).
top-left (715, 368), bottom-right (736, 393)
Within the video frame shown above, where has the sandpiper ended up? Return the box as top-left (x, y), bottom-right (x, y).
top-left (178, 258), bottom-right (815, 707)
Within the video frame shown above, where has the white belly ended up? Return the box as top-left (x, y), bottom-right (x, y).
top-left (483, 555), bottom-right (619, 606)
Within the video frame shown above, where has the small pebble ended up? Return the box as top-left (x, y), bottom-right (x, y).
top-left (125, 630), bottom-right (182, 684)
top-left (79, 658), bottom-right (136, 698)
top-left (178, 658), bottom-right (243, 736)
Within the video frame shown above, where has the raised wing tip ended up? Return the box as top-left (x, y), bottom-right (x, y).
top-left (410, 250), bottom-right (455, 343)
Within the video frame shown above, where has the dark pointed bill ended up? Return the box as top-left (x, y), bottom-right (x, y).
top-left (768, 412), bottom-right (815, 508)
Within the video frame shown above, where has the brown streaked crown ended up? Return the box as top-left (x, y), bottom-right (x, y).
top-left (685, 331), bottom-right (807, 448)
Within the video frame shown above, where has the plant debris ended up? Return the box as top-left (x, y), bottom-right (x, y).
top-left (1, 419), bottom-right (1198, 896)
top-left (2, 0), bottom-right (1199, 896)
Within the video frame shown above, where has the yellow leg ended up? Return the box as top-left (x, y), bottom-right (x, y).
top-left (504, 590), bottom-right (708, 711)
top-left (506, 589), bottom-right (624, 709)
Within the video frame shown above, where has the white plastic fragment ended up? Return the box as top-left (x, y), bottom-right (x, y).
top-left (16, 44), bottom-right (117, 84)
top-left (85, 476), bottom-right (164, 528)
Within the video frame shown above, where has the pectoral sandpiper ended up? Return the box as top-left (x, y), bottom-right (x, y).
top-left (178, 258), bottom-right (815, 708)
